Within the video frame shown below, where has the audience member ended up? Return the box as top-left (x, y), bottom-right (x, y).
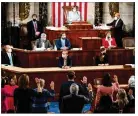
top-left (61, 83), bottom-right (90, 113)
top-left (102, 31), bottom-right (117, 49)
top-left (1, 45), bottom-right (18, 66)
top-left (58, 50), bottom-right (72, 69)
top-left (14, 74), bottom-right (42, 113)
top-left (1, 77), bottom-right (13, 113)
top-left (32, 78), bottom-right (55, 113)
top-left (94, 95), bottom-right (118, 113)
top-left (4, 74), bottom-right (18, 113)
top-left (95, 73), bottom-right (119, 107)
top-left (107, 12), bottom-right (124, 47)
top-left (95, 46), bottom-right (109, 66)
top-left (34, 33), bottom-right (53, 51)
top-left (113, 89), bottom-right (129, 113)
top-left (56, 33), bottom-right (71, 50)
top-left (59, 71), bottom-right (93, 112)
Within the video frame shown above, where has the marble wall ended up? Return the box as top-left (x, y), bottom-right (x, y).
top-left (7, 2), bottom-right (39, 25)
top-left (103, 2), bottom-right (134, 32)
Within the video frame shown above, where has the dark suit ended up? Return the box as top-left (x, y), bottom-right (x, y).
top-left (58, 56), bottom-right (72, 68)
top-left (35, 39), bottom-right (53, 49)
top-left (27, 20), bottom-right (43, 50)
top-left (107, 18), bottom-right (124, 47)
top-left (61, 94), bottom-right (90, 113)
top-left (59, 81), bottom-right (89, 112)
top-left (95, 53), bottom-right (108, 65)
top-left (1, 51), bottom-right (18, 66)
top-left (56, 38), bottom-right (71, 50)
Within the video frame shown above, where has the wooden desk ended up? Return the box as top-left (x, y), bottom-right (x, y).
top-left (13, 48), bottom-right (134, 68)
top-left (1, 65), bottom-right (134, 93)
top-left (66, 24), bottom-right (93, 30)
top-left (45, 29), bottom-right (110, 48)
top-left (77, 37), bottom-right (102, 50)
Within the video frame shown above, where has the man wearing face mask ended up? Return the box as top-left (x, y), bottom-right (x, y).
top-left (67, 6), bottom-right (81, 23)
top-left (102, 31), bottom-right (117, 49)
top-left (58, 50), bottom-right (72, 69)
top-left (95, 46), bottom-right (109, 66)
top-left (27, 14), bottom-right (43, 50)
top-left (34, 33), bottom-right (53, 51)
top-left (106, 13), bottom-right (124, 47)
top-left (1, 45), bottom-right (18, 66)
top-left (56, 33), bottom-right (71, 50)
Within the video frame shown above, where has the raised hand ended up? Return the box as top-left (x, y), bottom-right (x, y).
top-left (113, 75), bottom-right (118, 83)
top-left (88, 83), bottom-right (93, 91)
top-left (50, 81), bottom-right (54, 90)
top-left (81, 76), bottom-right (87, 84)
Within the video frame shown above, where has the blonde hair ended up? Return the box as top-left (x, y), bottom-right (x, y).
top-left (9, 74), bottom-right (17, 84)
top-left (117, 89), bottom-right (129, 108)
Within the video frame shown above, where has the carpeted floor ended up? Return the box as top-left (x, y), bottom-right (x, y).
top-left (47, 102), bottom-right (91, 113)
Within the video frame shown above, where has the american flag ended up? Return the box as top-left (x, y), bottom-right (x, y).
top-left (52, 2), bottom-right (88, 27)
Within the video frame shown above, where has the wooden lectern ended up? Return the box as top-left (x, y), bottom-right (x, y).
top-left (66, 21), bottom-right (93, 30)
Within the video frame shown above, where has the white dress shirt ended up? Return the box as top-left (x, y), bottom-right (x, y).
top-left (7, 52), bottom-right (13, 66)
top-left (105, 37), bottom-right (113, 47)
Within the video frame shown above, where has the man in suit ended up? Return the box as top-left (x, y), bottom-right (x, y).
top-left (59, 71), bottom-right (93, 112)
top-left (27, 14), bottom-right (43, 50)
top-left (61, 83), bottom-right (90, 113)
top-left (107, 13), bottom-right (124, 47)
top-left (102, 31), bottom-right (117, 49)
top-left (58, 50), bottom-right (72, 69)
top-left (1, 45), bottom-right (18, 66)
top-left (34, 33), bottom-right (53, 51)
top-left (56, 33), bottom-right (71, 50)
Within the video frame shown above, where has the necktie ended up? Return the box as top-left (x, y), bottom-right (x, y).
top-left (64, 59), bottom-right (67, 66)
top-left (34, 22), bottom-right (37, 32)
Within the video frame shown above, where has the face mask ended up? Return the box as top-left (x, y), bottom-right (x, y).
top-left (41, 37), bottom-right (46, 41)
top-left (73, 8), bottom-right (76, 12)
top-left (62, 36), bottom-right (66, 39)
top-left (7, 49), bottom-right (12, 53)
top-left (114, 17), bottom-right (118, 20)
top-left (62, 54), bottom-right (67, 59)
top-left (101, 50), bottom-right (106, 54)
top-left (107, 34), bottom-right (111, 39)
top-left (33, 19), bottom-right (36, 22)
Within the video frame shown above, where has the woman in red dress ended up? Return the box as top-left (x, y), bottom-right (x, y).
top-left (102, 31), bottom-right (117, 49)
top-left (4, 74), bottom-right (18, 112)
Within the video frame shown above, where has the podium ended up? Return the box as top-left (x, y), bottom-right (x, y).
top-left (66, 21), bottom-right (93, 30)
top-left (78, 37), bottom-right (102, 50)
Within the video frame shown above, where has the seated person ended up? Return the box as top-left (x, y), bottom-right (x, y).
top-left (102, 31), bottom-right (117, 49)
top-left (67, 6), bottom-right (81, 23)
top-left (58, 50), bottom-right (72, 69)
top-left (34, 33), bottom-right (53, 51)
top-left (1, 45), bottom-right (19, 66)
top-left (95, 46), bottom-right (109, 66)
top-left (56, 33), bottom-right (71, 50)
